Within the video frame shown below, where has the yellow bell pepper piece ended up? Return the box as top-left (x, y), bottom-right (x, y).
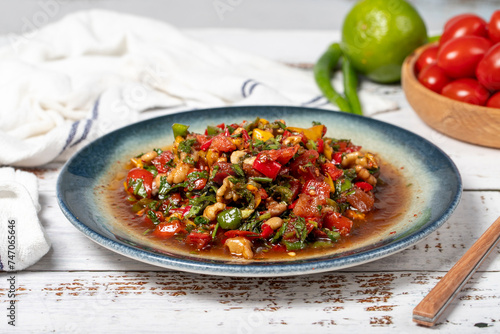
top-left (286, 125), bottom-right (324, 141)
top-left (206, 149), bottom-right (219, 167)
top-left (325, 173), bottom-right (335, 193)
top-left (231, 137), bottom-right (244, 150)
top-left (247, 184), bottom-right (261, 207)
top-left (258, 118), bottom-right (269, 125)
top-left (130, 157), bottom-right (143, 169)
top-left (185, 220), bottom-right (196, 227)
top-left (324, 142), bottom-right (333, 160)
top-left (253, 128), bottom-right (274, 142)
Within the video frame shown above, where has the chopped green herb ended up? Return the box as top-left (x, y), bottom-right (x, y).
top-left (178, 139), bottom-right (196, 153)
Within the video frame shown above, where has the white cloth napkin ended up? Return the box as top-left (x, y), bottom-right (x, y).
top-left (0, 9), bottom-right (397, 167)
top-left (0, 168), bottom-right (50, 271)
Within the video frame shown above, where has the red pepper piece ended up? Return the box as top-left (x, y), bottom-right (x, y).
top-left (322, 163), bottom-right (343, 181)
top-left (260, 224), bottom-right (274, 239)
top-left (355, 182), bottom-right (373, 192)
top-left (200, 138), bottom-right (213, 151)
top-left (242, 129), bottom-right (250, 142)
top-left (252, 155), bottom-right (282, 179)
top-left (333, 152), bottom-right (342, 165)
top-left (216, 123), bottom-right (225, 129)
top-left (317, 138), bottom-right (324, 154)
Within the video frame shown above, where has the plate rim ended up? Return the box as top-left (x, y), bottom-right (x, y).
top-left (56, 105), bottom-right (463, 277)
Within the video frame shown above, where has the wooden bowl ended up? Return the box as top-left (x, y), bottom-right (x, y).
top-left (401, 43), bottom-right (500, 149)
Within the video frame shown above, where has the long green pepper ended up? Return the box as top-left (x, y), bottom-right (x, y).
top-left (314, 43), bottom-right (352, 113)
top-left (342, 57), bottom-right (363, 115)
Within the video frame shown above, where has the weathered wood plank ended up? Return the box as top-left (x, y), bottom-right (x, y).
top-left (1, 271), bottom-right (499, 333)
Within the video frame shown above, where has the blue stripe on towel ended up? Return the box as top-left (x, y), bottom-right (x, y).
top-left (301, 95), bottom-right (325, 106)
top-left (70, 99), bottom-right (100, 148)
top-left (241, 79), bottom-right (253, 98)
top-left (248, 82), bottom-right (259, 96)
top-left (60, 120), bottom-right (80, 153)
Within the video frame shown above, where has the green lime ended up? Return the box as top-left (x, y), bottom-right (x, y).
top-left (341, 0), bottom-right (427, 83)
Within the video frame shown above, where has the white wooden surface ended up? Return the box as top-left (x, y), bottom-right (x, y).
top-left (2, 28), bottom-right (500, 333)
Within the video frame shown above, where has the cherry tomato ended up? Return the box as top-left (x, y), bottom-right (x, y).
top-left (437, 36), bottom-right (492, 78)
top-left (488, 10), bottom-right (500, 44)
top-left (441, 78), bottom-right (490, 105)
top-left (418, 63), bottom-right (452, 93)
top-left (440, 14), bottom-right (487, 45)
top-left (126, 168), bottom-right (154, 198)
top-left (486, 91), bottom-right (500, 108)
top-left (476, 43), bottom-right (500, 91)
top-left (415, 45), bottom-right (439, 74)
top-left (444, 13), bottom-right (481, 31)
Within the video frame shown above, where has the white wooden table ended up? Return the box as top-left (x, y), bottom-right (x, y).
top-left (4, 29), bottom-right (500, 333)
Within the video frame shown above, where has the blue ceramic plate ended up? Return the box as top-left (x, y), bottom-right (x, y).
top-left (57, 106), bottom-right (462, 277)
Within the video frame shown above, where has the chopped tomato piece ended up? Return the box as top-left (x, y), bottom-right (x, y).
top-left (144, 210), bottom-right (164, 225)
top-left (293, 193), bottom-right (324, 218)
top-left (346, 188), bottom-right (375, 213)
top-left (258, 188), bottom-right (268, 200)
top-left (151, 151), bottom-right (174, 173)
top-left (302, 180), bottom-right (330, 200)
top-left (212, 162), bottom-right (236, 184)
top-left (323, 212), bottom-right (353, 236)
top-left (126, 168), bottom-right (154, 198)
top-left (290, 150), bottom-right (319, 175)
top-left (259, 145), bottom-right (299, 165)
top-left (152, 221), bottom-right (183, 238)
top-left (211, 134), bottom-right (236, 152)
top-left (322, 163), bottom-right (343, 181)
top-left (186, 232), bottom-right (211, 250)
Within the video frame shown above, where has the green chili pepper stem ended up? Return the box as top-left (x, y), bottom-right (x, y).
top-left (342, 56), bottom-right (363, 116)
top-left (314, 43), bottom-right (352, 113)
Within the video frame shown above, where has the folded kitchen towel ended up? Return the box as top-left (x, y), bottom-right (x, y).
top-left (0, 168), bottom-right (50, 271)
top-left (0, 10), bottom-right (398, 167)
